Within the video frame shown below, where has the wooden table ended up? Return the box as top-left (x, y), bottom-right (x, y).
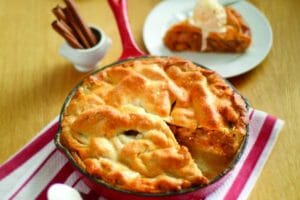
top-left (0, 0), bottom-right (299, 199)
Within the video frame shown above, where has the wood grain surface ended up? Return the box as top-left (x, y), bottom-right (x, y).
top-left (0, 0), bottom-right (299, 199)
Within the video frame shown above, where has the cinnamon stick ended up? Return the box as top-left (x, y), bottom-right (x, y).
top-left (52, 5), bottom-right (67, 22)
top-left (51, 0), bottom-right (97, 49)
top-left (52, 20), bottom-right (83, 48)
top-left (64, 0), bottom-right (97, 46)
top-left (59, 19), bottom-right (75, 36)
top-left (53, 5), bottom-right (83, 45)
top-left (64, 8), bottom-right (91, 48)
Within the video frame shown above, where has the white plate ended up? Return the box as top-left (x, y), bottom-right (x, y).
top-left (143, 0), bottom-right (273, 78)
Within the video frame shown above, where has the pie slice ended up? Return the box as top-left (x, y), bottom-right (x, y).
top-left (60, 57), bottom-right (248, 193)
top-left (163, 7), bottom-right (251, 53)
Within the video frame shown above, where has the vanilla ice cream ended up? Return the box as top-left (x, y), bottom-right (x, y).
top-left (189, 0), bottom-right (227, 51)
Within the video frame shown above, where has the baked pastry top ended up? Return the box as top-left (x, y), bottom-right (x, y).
top-left (164, 7), bottom-right (251, 52)
top-left (60, 57), bottom-right (248, 193)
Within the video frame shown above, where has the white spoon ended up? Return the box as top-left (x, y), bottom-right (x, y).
top-left (219, 0), bottom-right (244, 6)
top-left (47, 183), bottom-right (83, 200)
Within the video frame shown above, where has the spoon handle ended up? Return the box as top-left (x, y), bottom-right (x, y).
top-left (219, 0), bottom-right (244, 6)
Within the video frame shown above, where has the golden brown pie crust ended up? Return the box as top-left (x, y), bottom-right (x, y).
top-left (60, 57), bottom-right (248, 193)
top-left (163, 7), bottom-right (251, 52)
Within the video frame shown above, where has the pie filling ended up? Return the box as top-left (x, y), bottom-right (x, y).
top-left (60, 57), bottom-right (248, 193)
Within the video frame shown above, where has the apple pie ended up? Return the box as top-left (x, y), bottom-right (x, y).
top-left (59, 56), bottom-right (248, 193)
top-left (163, 6), bottom-right (251, 53)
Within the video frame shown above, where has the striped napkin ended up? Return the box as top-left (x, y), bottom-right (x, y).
top-left (0, 109), bottom-right (284, 200)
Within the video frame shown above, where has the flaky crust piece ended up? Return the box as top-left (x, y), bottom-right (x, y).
top-left (60, 57), bottom-right (248, 193)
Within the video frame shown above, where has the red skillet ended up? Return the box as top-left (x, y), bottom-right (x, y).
top-left (55, 0), bottom-right (248, 199)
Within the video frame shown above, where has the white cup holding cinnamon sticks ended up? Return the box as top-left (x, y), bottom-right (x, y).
top-left (51, 0), bottom-right (111, 72)
top-left (59, 26), bottom-right (111, 72)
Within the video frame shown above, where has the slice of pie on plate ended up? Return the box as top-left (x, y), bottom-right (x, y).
top-left (163, 0), bottom-right (251, 53)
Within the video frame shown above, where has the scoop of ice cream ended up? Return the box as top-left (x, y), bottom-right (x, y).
top-left (192, 0), bottom-right (227, 32)
top-left (190, 0), bottom-right (227, 50)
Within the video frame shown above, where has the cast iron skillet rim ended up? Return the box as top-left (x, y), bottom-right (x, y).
top-left (55, 55), bottom-right (250, 197)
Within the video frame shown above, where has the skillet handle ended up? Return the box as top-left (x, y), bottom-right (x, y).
top-left (107, 0), bottom-right (145, 60)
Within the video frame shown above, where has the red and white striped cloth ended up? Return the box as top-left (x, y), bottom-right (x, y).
top-left (0, 109), bottom-right (284, 200)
